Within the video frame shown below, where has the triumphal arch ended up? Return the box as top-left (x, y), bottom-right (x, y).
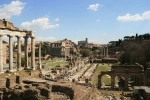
top-left (98, 63), bottom-right (144, 90)
top-left (0, 19), bottom-right (35, 73)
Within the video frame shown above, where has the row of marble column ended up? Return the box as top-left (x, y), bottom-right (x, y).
top-left (101, 46), bottom-right (108, 58)
top-left (0, 35), bottom-right (35, 73)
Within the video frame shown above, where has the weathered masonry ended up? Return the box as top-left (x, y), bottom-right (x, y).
top-left (98, 64), bottom-right (144, 90)
top-left (0, 19), bottom-right (35, 73)
top-left (100, 46), bottom-right (108, 58)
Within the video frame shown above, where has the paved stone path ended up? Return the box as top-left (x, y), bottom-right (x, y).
top-left (68, 63), bottom-right (91, 81)
top-left (84, 64), bottom-right (97, 77)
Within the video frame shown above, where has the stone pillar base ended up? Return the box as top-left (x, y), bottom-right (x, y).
top-left (0, 71), bottom-right (4, 74)
top-left (32, 67), bottom-right (36, 70)
top-left (9, 70), bottom-right (15, 72)
top-left (17, 68), bottom-right (22, 71)
top-left (24, 67), bottom-right (29, 70)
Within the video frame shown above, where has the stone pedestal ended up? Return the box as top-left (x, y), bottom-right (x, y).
top-left (6, 78), bottom-right (10, 88)
top-left (0, 91), bottom-right (3, 100)
top-left (85, 78), bottom-right (89, 84)
top-left (16, 75), bottom-right (22, 84)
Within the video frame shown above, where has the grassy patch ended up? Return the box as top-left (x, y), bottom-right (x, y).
top-left (0, 70), bottom-right (32, 79)
top-left (101, 75), bottom-right (111, 85)
top-left (91, 64), bottom-right (111, 86)
top-left (43, 61), bottom-right (68, 69)
top-left (96, 65), bottom-right (111, 71)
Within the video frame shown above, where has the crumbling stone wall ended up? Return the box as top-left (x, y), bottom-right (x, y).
top-left (0, 75), bottom-right (51, 100)
top-left (6, 77), bottom-right (16, 88)
top-left (38, 87), bottom-right (51, 99)
top-left (30, 70), bottom-right (41, 78)
top-left (0, 79), bottom-right (6, 88)
top-left (52, 85), bottom-right (74, 99)
top-left (2, 88), bottom-right (39, 100)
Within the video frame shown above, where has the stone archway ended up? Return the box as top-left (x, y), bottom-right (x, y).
top-left (101, 74), bottom-right (111, 89)
top-left (98, 71), bottom-right (112, 89)
top-left (128, 75), bottom-right (140, 87)
top-left (98, 64), bottom-right (144, 90)
top-left (114, 75), bottom-right (125, 90)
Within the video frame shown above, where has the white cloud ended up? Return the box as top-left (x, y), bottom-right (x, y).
top-left (35, 36), bottom-right (57, 42)
top-left (21, 17), bottom-right (59, 30)
top-left (96, 19), bottom-right (100, 22)
top-left (0, 0), bottom-right (26, 19)
top-left (117, 10), bottom-right (150, 22)
top-left (87, 3), bottom-right (102, 11)
top-left (54, 18), bottom-right (59, 22)
top-left (103, 33), bottom-right (106, 35)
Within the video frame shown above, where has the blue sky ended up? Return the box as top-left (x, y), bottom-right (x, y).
top-left (0, 0), bottom-right (150, 44)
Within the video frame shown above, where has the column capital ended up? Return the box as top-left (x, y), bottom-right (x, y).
top-left (7, 35), bottom-right (13, 38)
top-left (31, 36), bottom-right (35, 39)
top-left (16, 36), bottom-right (21, 39)
top-left (23, 36), bottom-right (29, 39)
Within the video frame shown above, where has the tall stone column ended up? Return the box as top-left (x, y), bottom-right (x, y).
top-left (31, 36), bottom-right (35, 70)
top-left (24, 36), bottom-right (28, 68)
top-left (125, 76), bottom-right (129, 90)
top-left (106, 46), bottom-right (108, 57)
top-left (98, 75), bottom-right (101, 89)
top-left (65, 47), bottom-right (66, 60)
top-left (38, 42), bottom-right (41, 69)
top-left (101, 48), bottom-right (103, 58)
top-left (103, 47), bottom-right (105, 58)
top-left (17, 36), bottom-right (21, 71)
top-left (8, 35), bottom-right (13, 71)
top-left (0, 35), bottom-right (3, 73)
top-left (111, 76), bottom-right (115, 90)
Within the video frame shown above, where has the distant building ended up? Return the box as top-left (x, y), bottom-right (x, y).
top-left (49, 39), bottom-right (77, 57)
top-left (92, 44), bottom-right (101, 47)
top-left (78, 38), bottom-right (93, 48)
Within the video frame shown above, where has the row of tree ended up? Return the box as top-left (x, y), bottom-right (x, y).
top-left (120, 40), bottom-right (150, 69)
top-left (124, 33), bottom-right (150, 40)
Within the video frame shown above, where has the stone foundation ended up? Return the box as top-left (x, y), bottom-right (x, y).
top-left (52, 85), bottom-right (74, 99)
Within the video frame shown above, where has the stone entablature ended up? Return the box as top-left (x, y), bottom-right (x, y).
top-left (0, 19), bottom-right (33, 37)
top-left (111, 64), bottom-right (144, 73)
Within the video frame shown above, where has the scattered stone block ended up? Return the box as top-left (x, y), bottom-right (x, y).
top-left (16, 75), bottom-right (22, 84)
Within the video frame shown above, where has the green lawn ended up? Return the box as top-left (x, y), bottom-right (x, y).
top-left (91, 64), bottom-right (111, 86)
top-left (96, 65), bottom-right (111, 71)
top-left (101, 75), bottom-right (111, 85)
top-left (42, 60), bottom-right (68, 69)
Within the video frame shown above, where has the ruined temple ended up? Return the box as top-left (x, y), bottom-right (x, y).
top-left (0, 19), bottom-right (35, 73)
